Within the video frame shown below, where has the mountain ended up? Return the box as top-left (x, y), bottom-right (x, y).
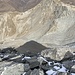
top-left (0, 0), bottom-right (41, 12)
top-left (0, 0), bottom-right (75, 49)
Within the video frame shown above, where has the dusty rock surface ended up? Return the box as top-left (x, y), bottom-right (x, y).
top-left (41, 47), bottom-right (75, 60)
top-left (0, 0), bottom-right (75, 48)
top-left (1, 63), bottom-right (24, 75)
top-left (0, 46), bottom-right (75, 75)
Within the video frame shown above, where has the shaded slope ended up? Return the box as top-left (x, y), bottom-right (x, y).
top-left (0, 0), bottom-right (41, 12)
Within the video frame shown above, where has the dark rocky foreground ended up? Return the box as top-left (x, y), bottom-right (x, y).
top-left (0, 41), bottom-right (75, 75)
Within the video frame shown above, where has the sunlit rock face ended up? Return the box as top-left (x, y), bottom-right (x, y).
top-left (0, 0), bottom-right (52, 48)
top-left (0, 0), bottom-right (75, 48)
top-left (38, 0), bottom-right (75, 45)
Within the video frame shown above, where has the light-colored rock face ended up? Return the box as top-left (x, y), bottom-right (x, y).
top-left (41, 47), bottom-right (75, 61)
top-left (0, 0), bottom-right (53, 48)
top-left (0, 62), bottom-right (24, 75)
top-left (0, 0), bottom-right (75, 48)
top-left (41, 49), bottom-right (57, 59)
top-left (38, 0), bottom-right (75, 45)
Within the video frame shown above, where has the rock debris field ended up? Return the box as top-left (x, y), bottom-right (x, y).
top-left (0, 41), bottom-right (75, 75)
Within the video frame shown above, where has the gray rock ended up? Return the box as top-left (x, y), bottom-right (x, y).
top-left (0, 58), bottom-right (2, 62)
top-left (16, 41), bottom-right (47, 55)
top-left (26, 57), bottom-right (40, 69)
top-left (70, 65), bottom-right (75, 73)
top-left (70, 68), bottom-right (75, 73)
top-left (37, 57), bottom-right (48, 65)
top-left (41, 49), bottom-right (57, 60)
top-left (41, 63), bottom-right (52, 71)
top-left (62, 60), bottom-right (74, 69)
top-left (64, 51), bottom-right (73, 59)
top-left (30, 61), bottom-right (40, 69)
top-left (30, 69), bottom-right (39, 75)
top-left (24, 64), bottom-right (30, 72)
top-left (56, 72), bottom-right (68, 75)
top-left (72, 56), bottom-right (75, 61)
top-left (1, 63), bottom-right (24, 75)
top-left (72, 65), bottom-right (75, 69)
top-left (25, 70), bottom-right (32, 75)
top-left (0, 61), bottom-right (13, 75)
top-left (56, 47), bottom-right (75, 61)
top-left (39, 70), bottom-right (44, 75)
top-left (24, 69), bottom-right (40, 75)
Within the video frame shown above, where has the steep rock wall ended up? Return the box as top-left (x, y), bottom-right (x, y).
top-left (0, 0), bottom-right (75, 48)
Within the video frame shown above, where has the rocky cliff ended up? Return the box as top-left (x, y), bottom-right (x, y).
top-left (0, 0), bottom-right (75, 48)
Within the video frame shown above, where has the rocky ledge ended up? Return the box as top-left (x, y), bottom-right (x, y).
top-left (0, 41), bottom-right (75, 75)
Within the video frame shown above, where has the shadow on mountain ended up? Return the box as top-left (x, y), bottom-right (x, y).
top-left (16, 40), bottom-right (47, 54)
top-left (0, 0), bottom-right (41, 12)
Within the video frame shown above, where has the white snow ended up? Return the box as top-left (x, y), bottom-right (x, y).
top-left (71, 73), bottom-right (75, 75)
top-left (22, 72), bottom-right (26, 75)
top-left (58, 65), bottom-right (67, 72)
top-left (54, 66), bottom-right (60, 70)
top-left (53, 72), bottom-right (57, 75)
top-left (22, 56), bottom-right (31, 60)
top-left (73, 52), bottom-right (75, 55)
top-left (54, 63), bottom-right (60, 65)
top-left (3, 55), bottom-right (9, 58)
top-left (39, 57), bottom-right (48, 62)
top-left (46, 69), bottom-right (56, 75)
top-left (10, 55), bottom-right (21, 60)
top-left (1, 67), bottom-right (7, 75)
top-left (0, 54), bottom-right (3, 57)
top-left (72, 60), bottom-right (75, 62)
top-left (48, 62), bottom-right (52, 66)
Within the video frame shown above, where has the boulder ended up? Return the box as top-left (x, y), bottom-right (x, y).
top-left (41, 47), bottom-right (75, 61)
